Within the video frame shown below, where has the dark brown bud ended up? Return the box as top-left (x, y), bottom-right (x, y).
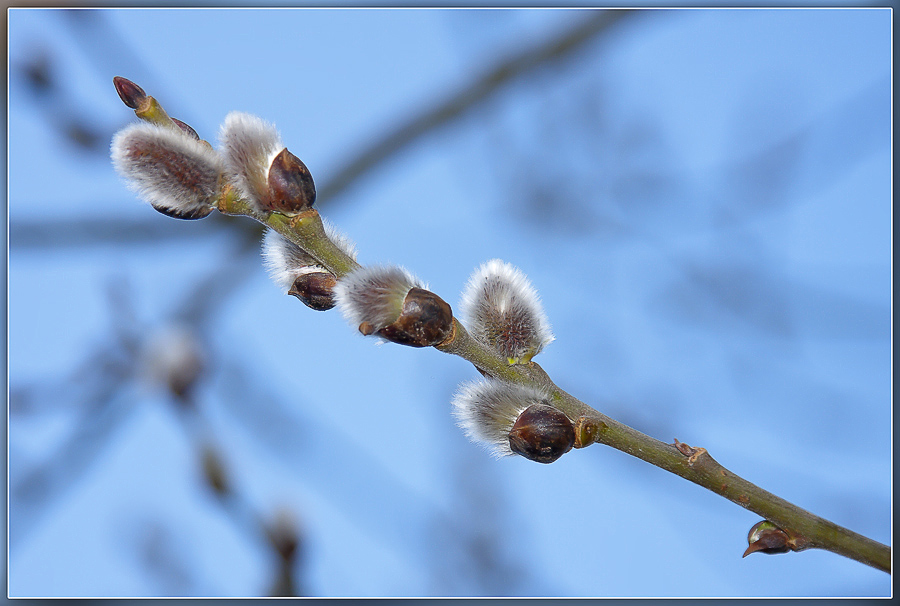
top-left (288, 271), bottom-right (337, 311)
top-left (266, 148), bottom-right (316, 214)
top-left (508, 403), bottom-right (575, 464)
top-left (113, 76), bottom-right (147, 110)
top-left (742, 520), bottom-right (790, 557)
top-left (377, 287), bottom-right (454, 347)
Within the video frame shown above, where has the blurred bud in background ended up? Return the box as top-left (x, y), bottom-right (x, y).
top-left (140, 323), bottom-right (206, 404)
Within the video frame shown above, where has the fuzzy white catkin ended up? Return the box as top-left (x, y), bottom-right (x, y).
top-left (460, 259), bottom-right (554, 364)
top-left (452, 379), bottom-right (549, 457)
top-left (333, 265), bottom-right (424, 333)
top-left (261, 230), bottom-right (321, 292)
top-left (219, 112), bottom-right (284, 210)
top-left (111, 122), bottom-right (223, 215)
top-left (261, 222), bottom-right (358, 292)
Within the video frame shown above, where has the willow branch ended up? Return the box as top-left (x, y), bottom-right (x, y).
top-left (219, 199), bottom-right (891, 575)
top-left (108, 16), bottom-right (889, 571)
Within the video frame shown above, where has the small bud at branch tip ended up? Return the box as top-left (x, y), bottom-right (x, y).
top-left (113, 76), bottom-right (147, 109)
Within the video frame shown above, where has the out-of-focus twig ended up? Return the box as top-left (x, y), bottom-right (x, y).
top-left (172, 386), bottom-right (306, 597)
top-left (319, 9), bottom-right (635, 205)
top-left (8, 237), bottom-right (257, 549)
top-left (9, 213), bottom-right (253, 250)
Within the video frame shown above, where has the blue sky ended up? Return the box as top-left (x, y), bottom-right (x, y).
top-left (7, 7), bottom-right (892, 597)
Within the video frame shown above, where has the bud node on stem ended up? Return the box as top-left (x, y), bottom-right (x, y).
top-left (573, 416), bottom-right (600, 448)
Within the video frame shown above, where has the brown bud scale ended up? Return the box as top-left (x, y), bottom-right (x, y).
top-left (508, 403), bottom-right (575, 464)
top-left (113, 76), bottom-right (147, 110)
top-left (742, 520), bottom-right (791, 557)
top-left (288, 271), bottom-right (337, 311)
top-left (376, 287), bottom-right (454, 347)
top-left (266, 148), bottom-right (316, 214)
top-left (171, 118), bottom-right (201, 140)
top-left (151, 201), bottom-right (213, 220)
top-left (573, 416), bottom-right (600, 448)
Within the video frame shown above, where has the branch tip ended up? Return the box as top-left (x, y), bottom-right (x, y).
top-left (113, 76), bottom-right (146, 109)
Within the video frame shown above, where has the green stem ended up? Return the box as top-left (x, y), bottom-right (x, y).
top-left (265, 211), bottom-right (360, 277)
top-left (437, 315), bottom-right (891, 573)
top-left (570, 409), bottom-right (891, 573)
top-left (133, 95), bottom-right (179, 129)
top-left (218, 191), bottom-right (360, 277)
top-left (122, 72), bottom-right (889, 578)
top-left (226, 200), bottom-right (891, 574)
